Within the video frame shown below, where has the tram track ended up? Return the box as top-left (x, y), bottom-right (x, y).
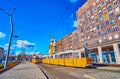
top-left (36, 63), bottom-right (120, 79)
top-left (37, 63), bottom-right (56, 79)
top-left (38, 63), bottom-right (79, 79)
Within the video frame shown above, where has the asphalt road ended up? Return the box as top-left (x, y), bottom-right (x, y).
top-left (39, 63), bottom-right (120, 79)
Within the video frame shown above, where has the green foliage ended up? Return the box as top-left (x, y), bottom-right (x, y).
top-left (17, 55), bottom-right (21, 60)
top-left (0, 64), bottom-right (4, 69)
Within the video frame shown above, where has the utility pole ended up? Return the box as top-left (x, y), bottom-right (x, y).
top-left (0, 8), bottom-right (16, 69)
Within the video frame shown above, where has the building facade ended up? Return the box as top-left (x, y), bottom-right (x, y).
top-left (55, 0), bottom-right (120, 64)
top-left (0, 47), bottom-right (5, 63)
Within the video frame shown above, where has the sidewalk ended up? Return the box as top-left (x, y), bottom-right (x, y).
top-left (0, 62), bottom-right (45, 79)
top-left (96, 66), bottom-right (120, 72)
top-left (84, 66), bottom-right (120, 79)
top-left (93, 63), bottom-right (120, 72)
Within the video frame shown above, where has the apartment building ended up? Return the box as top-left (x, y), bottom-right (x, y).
top-left (55, 0), bottom-right (120, 64)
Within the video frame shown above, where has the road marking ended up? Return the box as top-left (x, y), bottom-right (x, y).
top-left (84, 74), bottom-right (96, 79)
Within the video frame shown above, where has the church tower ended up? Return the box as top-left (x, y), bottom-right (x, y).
top-left (49, 36), bottom-right (56, 54)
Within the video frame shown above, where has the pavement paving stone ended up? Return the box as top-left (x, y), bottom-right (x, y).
top-left (0, 62), bottom-right (45, 79)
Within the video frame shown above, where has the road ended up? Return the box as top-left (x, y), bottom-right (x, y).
top-left (39, 63), bottom-right (120, 79)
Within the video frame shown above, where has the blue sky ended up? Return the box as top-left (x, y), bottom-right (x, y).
top-left (0, 0), bottom-right (86, 55)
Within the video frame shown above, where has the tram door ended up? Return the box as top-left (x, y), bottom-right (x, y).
top-left (109, 51), bottom-right (116, 64)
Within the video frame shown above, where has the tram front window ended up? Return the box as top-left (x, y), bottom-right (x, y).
top-left (81, 53), bottom-right (85, 58)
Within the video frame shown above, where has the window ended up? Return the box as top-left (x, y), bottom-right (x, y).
top-left (117, 15), bottom-right (120, 20)
top-left (100, 16), bottom-right (104, 22)
top-left (109, 12), bottom-right (114, 18)
top-left (101, 23), bottom-right (104, 28)
top-left (90, 10), bottom-right (93, 15)
top-left (98, 32), bottom-right (101, 36)
top-left (92, 23), bottom-right (95, 27)
top-left (104, 37), bottom-right (107, 43)
top-left (93, 35), bottom-right (97, 38)
top-left (111, 18), bottom-right (116, 24)
top-left (96, 41), bottom-right (98, 45)
top-left (95, 13), bottom-right (98, 18)
top-left (97, 25), bottom-right (99, 29)
top-left (106, 20), bottom-right (109, 25)
top-left (107, 4), bottom-right (112, 10)
top-left (112, 27), bottom-right (118, 32)
top-left (97, 5), bottom-right (101, 11)
top-left (103, 8), bottom-right (107, 12)
top-left (91, 41), bottom-right (94, 46)
top-left (85, 26), bottom-right (88, 31)
top-left (102, 31), bottom-right (106, 36)
top-left (90, 35), bottom-right (93, 38)
top-left (113, 1), bottom-right (117, 7)
top-left (81, 53), bottom-right (85, 58)
top-left (98, 11), bottom-right (102, 16)
top-left (93, 8), bottom-right (96, 12)
top-left (107, 28), bottom-right (111, 33)
top-left (87, 13), bottom-right (90, 17)
top-left (102, 1), bottom-right (105, 6)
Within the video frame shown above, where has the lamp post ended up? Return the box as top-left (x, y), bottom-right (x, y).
top-left (0, 8), bottom-right (16, 69)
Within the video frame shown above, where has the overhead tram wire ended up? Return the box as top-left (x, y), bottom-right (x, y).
top-left (53, 1), bottom-right (83, 37)
top-left (61, 5), bottom-right (78, 28)
top-left (0, 8), bottom-right (16, 10)
top-left (16, 26), bottom-right (52, 39)
top-left (53, 4), bottom-right (71, 35)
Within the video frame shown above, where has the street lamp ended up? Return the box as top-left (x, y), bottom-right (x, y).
top-left (0, 8), bottom-right (16, 69)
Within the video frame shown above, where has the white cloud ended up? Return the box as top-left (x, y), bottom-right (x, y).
top-left (3, 43), bottom-right (13, 51)
top-left (15, 51), bottom-right (20, 56)
top-left (36, 52), bottom-right (40, 55)
top-left (4, 44), bottom-right (9, 47)
top-left (0, 32), bottom-right (6, 38)
top-left (72, 20), bottom-right (78, 28)
top-left (29, 52), bottom-right (34, 55)
top-left (16, 40), bottom-right (35, 49)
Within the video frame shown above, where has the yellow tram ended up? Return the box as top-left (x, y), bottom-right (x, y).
top-left (32, 55), bottom-right (40, 64)
top-left (42, 50), bottom-right (92, 67)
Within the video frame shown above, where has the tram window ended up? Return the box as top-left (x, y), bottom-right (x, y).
top-left (55, 55), bottom-right (57, 58)
top-left (36, 56), bottom-right (39, 59)
top-left (81, 53), bottom-right (85, 58)
top-left (73, 53), bottom-right (79, 58)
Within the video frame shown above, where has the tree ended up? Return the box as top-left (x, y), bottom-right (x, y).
top-left (17, 55), bottom-right (21, 61)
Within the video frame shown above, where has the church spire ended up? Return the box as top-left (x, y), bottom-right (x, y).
top-left (50, 36), bottom-right (56, 46)
top-left (49, 36), bottom-right (56, 54)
